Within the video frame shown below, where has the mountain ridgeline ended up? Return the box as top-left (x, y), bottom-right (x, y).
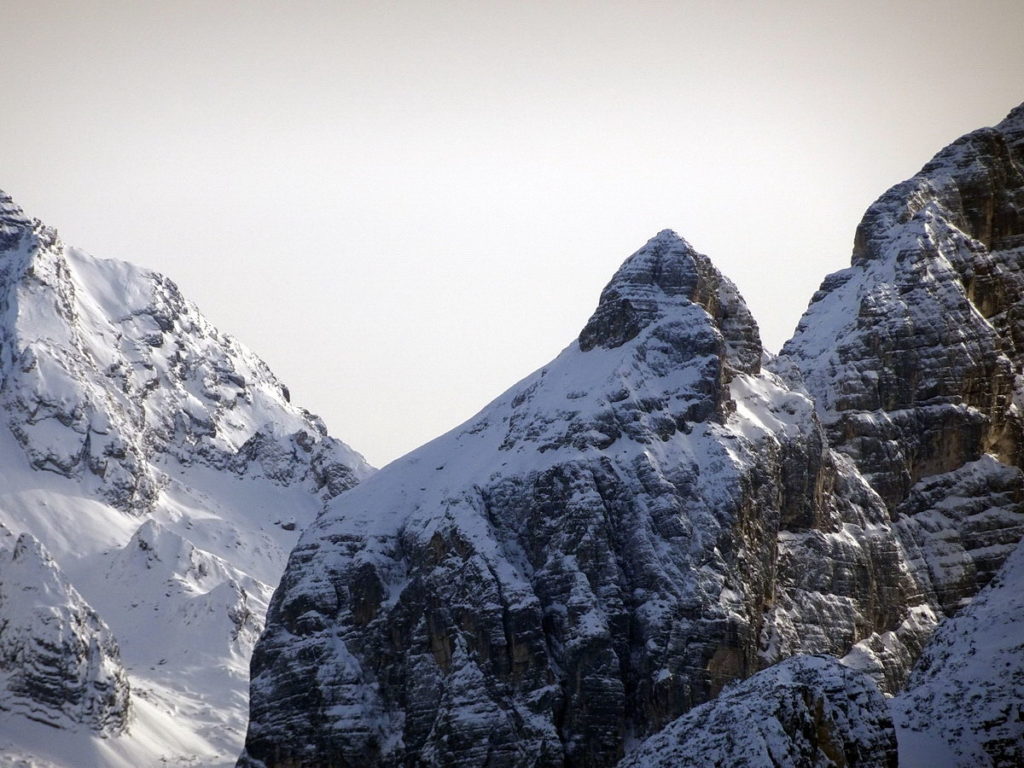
top-left (0, 191), bottom-right (371, 766)
top-left (241, 104), bottom-right (1024, 768)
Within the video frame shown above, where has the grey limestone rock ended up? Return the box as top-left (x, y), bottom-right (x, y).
top-left (778, 104), bottom-right (1024, 691)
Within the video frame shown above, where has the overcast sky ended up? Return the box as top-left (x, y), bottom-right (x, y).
top-left (3, 1), bottom-right (1023, 466)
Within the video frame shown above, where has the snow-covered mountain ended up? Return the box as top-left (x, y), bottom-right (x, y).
top-left (243, 103), bottom-right (1024, 768)
top-left (892, 534), bottom-right (1024, 767)
top-left (240, 231), bottom-right (922, 767)
top-left (7, 102), bottom-right (1023, 768)
top-left (0, 191), bottom-right (372, 767)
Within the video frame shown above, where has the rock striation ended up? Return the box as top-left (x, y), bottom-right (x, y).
top-left (778, 104), bottom-right (1024, 690)
top-left (619, 655), bottom-right (897, 768)
top-left (0, 534), bottom-right (130, 734)
top-left (783, 104), bottom-right (1024, 509)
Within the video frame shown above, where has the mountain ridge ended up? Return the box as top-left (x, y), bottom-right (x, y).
top-left (242, 102), bottom-right (1024, 768)
top-left (0, 191), bottom-right (372, 767)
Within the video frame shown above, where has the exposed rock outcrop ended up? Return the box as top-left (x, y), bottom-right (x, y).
top-left (777, 104), bottom-right (1024, 690)
top-left (783, 106), bottom-right (1024, 508)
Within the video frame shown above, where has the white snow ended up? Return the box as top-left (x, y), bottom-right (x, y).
top-left (0, 206), bottom-right (372, 767)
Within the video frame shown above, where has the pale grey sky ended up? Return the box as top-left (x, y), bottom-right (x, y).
top-left (3, 1), bottom-right (1023, 466)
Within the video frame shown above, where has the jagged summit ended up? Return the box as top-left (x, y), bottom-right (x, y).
top-left (0, 189), bottom-right (27, 220)
top-left (0, 189), bottom-right (370, 513)
top-left (579, 230), bottom-right (761, 373)
top-left (845, 103), bottom-right (1024, 270)
top-left (0, 189), bottom-right (35, 250)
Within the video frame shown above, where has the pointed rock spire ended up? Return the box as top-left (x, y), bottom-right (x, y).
top-left (578, 230), bottom-right (761, 373)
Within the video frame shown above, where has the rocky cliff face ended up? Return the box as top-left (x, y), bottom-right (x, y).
top-left (778, 105), bottom-right (1024, 691)
top-left (0, 190), bottom-right (371, 767)
top-left (619, 655), bottom-right (897, 768)
top-left (241, 232), bottom-right (915, 767)
top-left (783, 105), bottom-right (1024, 508)
top-left (0, 534), bottom-right (130, 734)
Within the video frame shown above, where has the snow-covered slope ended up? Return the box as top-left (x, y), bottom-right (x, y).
top-left (618, 655), bottom-right (897, 768)
top-left (0, 190), bottom-right (372, 767)
top-left (891, 535), bottom-right (1024, 767)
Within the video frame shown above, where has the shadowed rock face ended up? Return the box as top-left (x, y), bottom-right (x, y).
top-left (619, 655), bottom-right (898, 768)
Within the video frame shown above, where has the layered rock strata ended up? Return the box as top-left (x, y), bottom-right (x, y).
top-left (778, 104), bottom-right (1024, 689)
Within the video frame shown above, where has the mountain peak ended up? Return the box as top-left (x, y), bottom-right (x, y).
top-left (0, 189), bottom-right (27, 219)
top-left (650, 227), bottom-right (685, 242)
top-left (0, 189), bottom-right (32, 250)
top-left (578, 230), bottom-right (761, 373)
top-left (996, 101), bottom-right (1024, 148)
